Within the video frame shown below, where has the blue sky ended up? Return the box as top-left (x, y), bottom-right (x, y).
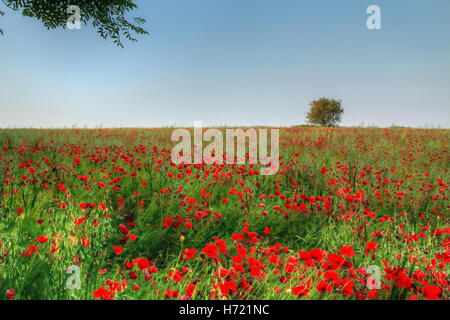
top-left (0, 0), bottom-right (449, 128)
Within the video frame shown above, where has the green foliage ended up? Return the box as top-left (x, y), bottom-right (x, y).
top-left (306, 97), bottom-right (344, 127)
top-left (0, 8), bottom-right (4, 35)
top-left (0, 0), bottom-right (148, 47)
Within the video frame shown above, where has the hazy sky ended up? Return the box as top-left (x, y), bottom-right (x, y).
top-left (0, 0), bottom-right (449, 128)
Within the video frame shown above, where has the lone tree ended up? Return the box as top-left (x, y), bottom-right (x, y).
top-left (0, 0), bottom-right (148, 47)
top-left (306, 97), bottom-right (344, 127)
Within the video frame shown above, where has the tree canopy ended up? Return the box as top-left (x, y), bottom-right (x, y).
top-left (306, 97), bottom-right (344, 127)
top-left (0, 0), bottom-right (148, 47)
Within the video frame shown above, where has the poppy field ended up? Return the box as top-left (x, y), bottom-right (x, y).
top-left (0, 126), bottom-right (448, 300)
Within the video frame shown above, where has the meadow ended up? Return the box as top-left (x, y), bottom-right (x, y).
top-left (0, 127), bottom-right (448, 300)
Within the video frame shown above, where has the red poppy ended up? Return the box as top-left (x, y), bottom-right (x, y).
top-left (202, 243), bottom-right (218, 258)
top-left (324, 270), bottom-right (340, 283)
top-left (132, 258), bottom-right (150, 270)
top-left (338, 245), bottom-right (356, 258)
top-left (291, 285), bottom-right (309, 297)
top-left (36, 235), bottom-right (49, 243)
top-left (164, 289), bottom-right (179, 298)
top-left (422, 285), bottom-right (441, 300)
top-left (182, 248), bottom-right (197, 260)
top-left (113, 246), bottom-right (123, 255)
top-left (340, 278), bottom-right (356, 296)
top-left (366, 241), bottom-right (378, 251)
top-left (309, 248), bottom-right (326, 262)
top-left (394, 270), bottom-right (412, 289)
top-left (5, 289), bottom-right (15, 300)
top-left (317, 280), bottom-right (332, 293)
top-left (327, 253), bottom-right (344, 270)
top-left (93, 286), bottom-right (114, 300)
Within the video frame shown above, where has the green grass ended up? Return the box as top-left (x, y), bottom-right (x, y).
top-left (0, 127), bottom-right (448, 300)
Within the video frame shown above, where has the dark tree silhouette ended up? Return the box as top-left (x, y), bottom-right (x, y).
top-left (0, 0), bottom-right (148, 47)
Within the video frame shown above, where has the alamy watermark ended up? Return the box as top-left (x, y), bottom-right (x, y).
top-left (367, 5), bottom-right (381, 30)
top-left (67, 5), bottom-right (81, 30)
top-left (171, 122), bottom-right (279, 175)
top-left (66, 265), bottom-right (81, 290)
top-left (366, 265), bottom-right (381, 289)
top-left (65, 5), bottom-right (380, 31)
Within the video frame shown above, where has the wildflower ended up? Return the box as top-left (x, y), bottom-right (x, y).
top-left (113, 246), bottom-right (123, 255)
top-left (338, 245), bottom-right (356, 258)
top-left (422, 285), bottom-right (441, 300)
top-left (203, 243), bottom-right (218, 259)
top-left (6, 289), bottom-right (15, 300)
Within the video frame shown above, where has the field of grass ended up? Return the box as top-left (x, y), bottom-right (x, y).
top-left (0, 127), bottom-right (448, 300)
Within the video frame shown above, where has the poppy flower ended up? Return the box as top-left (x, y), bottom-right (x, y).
top-left (202, 243), bottom-right (218, 258)
top-left (132, 258), bottom-right (150, 270)
top-left (113, 246), bottom-right (123, 255)
top-left (231, 233), bottom-right (245, 241)
top-left (422, 285), bottom-right (441, 300)
top-left (218, 280), bottom-right (237, 298)
top-left (366, 241), bottom-right (378, 251)
top-left (182, 248), bottom-right (197, 260)
top-left (250, 265), bottom-right (261, 277)
top-left (291, 285), bottom-right (309, 297)
top-left (394, 270), bottom-right (412, 289)
top-left (164, 289), bottom-right (179, 298)
top-left (5, 289), bottom-right (15, 300)
top-left (340, 278), bottom-right (356, 296)
top-left (324, 270), bottom-right (340, 283)
top-left (93, 287), bottom-right (114, 300)
top-left (168, 269), bottom-right (183, 283)
top-left (317, 280), bottom-right (332, 293)
top-left (338, 245), bottom-right (356, 258)
top-left (36, 235), bottom-right (49, 243)
top-left (327, 254), bottom-right (344, 270)
top-left (309, 248), bottom-right (326, 262)
top-left (367, 290), bottom-right (378, 299)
